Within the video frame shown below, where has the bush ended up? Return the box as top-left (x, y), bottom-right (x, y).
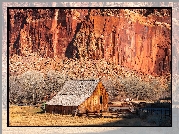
top-left (44, 70), bottom-right (66, 92)
top-left (9, 70), bottom-right (66, 105)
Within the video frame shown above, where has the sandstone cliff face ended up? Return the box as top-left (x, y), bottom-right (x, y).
top-left (9, 8), bottom-right (171, 76)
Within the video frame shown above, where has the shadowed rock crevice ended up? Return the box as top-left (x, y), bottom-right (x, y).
top-left (65, 22), bottom-right (82, 59)
top-left (9, 8), bottom-right (171, 76)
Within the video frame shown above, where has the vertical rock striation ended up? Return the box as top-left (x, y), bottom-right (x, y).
top-left (9, 9), bottom-right (171, 76)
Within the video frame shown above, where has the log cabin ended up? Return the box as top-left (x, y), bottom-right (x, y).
top-left (45, 80), bottom-right (108, 115)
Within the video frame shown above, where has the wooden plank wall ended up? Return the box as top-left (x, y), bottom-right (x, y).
top-left (78, 82), bottom-right (109, 113)
top-left (45, 105), bottom-right (77, 114)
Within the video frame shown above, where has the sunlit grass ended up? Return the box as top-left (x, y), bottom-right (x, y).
top-left (9, 105), bottom-right (155, 126)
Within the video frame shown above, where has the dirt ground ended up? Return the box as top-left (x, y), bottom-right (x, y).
top-left (9, 105), bottom-right (156, 126)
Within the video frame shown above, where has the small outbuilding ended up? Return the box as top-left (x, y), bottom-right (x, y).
top-left (45, 80), bottom-right (108, 115)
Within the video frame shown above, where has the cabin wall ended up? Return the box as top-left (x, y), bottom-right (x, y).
top-left (45, 104), bottom-right (77, 114)
top-left (45, 104), bottom-right (55, 114)
top-left (78, 82), bottom-right (108, 113)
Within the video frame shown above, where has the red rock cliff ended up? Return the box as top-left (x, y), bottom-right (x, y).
top-left (9, 9), bottom-right (171, 76)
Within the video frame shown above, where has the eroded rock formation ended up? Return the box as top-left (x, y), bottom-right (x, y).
top-left (9, 8), bottom-right (171, 76)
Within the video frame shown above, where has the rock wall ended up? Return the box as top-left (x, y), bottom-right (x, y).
top-left (9, 9), bottom-right (171, 76)
top-left (75, 9), bottom-right (171, 76)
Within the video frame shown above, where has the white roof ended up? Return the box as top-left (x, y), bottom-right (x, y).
top-left (46, 80), bottom-right (99, 106)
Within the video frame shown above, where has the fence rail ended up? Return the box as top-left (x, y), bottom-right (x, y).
top-left (139, 108), bottom-right (171, 118)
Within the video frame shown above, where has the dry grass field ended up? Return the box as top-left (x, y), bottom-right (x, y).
top-left (9, 105), bottom-right (155, 126)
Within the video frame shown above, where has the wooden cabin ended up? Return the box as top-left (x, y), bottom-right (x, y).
top-left (45, 80), bottom-right (108, 115)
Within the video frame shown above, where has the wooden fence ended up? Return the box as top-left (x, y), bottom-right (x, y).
top-left (139, 108), bottom-right (171, 118)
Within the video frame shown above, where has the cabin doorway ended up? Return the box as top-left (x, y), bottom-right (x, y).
top-left (100, 96), bottom-right (103, 104)
top-left (100, 96), bottom-right (103, 112)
